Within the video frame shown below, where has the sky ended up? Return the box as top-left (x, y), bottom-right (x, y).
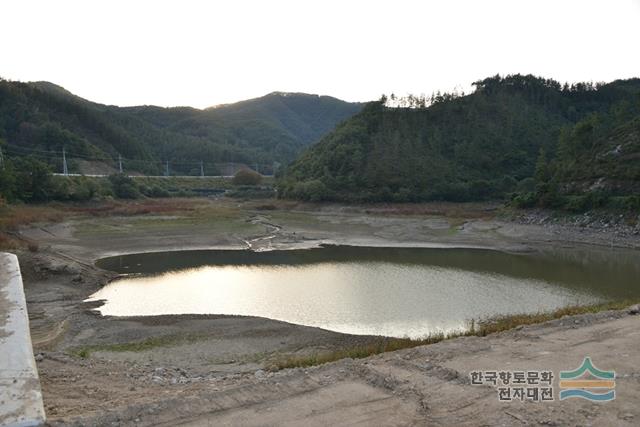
top-left (2, 0), bottom-right (640, 109)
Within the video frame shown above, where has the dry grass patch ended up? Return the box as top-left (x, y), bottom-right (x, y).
top-left (0, 205), bottom-right (65, 230)
top-left (66, 198), bottom-right (206, 217)
top-left (0, 204), bottom-right (66, 250)
top-left (358, 202), bottom-right (501, 219)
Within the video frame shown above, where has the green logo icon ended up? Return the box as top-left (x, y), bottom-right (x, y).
top-left (559, 357), bottom-right (615, 401)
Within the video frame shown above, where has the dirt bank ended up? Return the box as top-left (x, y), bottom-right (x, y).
top-left (11, 198), bottom-right (640, 425)
top-left (39, 308), bottom-right (640, 426)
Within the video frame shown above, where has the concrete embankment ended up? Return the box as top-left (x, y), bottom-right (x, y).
top-left (0, 253), bottom-right (45, 427)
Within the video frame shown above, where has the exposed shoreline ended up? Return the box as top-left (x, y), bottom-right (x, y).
top-left (11, 198), bottom-right (640, 425)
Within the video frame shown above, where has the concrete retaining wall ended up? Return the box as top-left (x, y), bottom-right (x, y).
top-left (0, 253), bottom-right (46, 427)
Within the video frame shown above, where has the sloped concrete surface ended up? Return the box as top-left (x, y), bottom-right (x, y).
top-left (0, 253), bottom-right (45, 427)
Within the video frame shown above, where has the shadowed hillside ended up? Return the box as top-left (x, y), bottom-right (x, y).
top-left (0, 80), bottom-right (362, 175)
top-left (278, 74), bottom-right (640, 205)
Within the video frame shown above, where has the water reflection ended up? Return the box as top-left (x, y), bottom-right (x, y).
top-left (88, 246), bottom-right (640, 338)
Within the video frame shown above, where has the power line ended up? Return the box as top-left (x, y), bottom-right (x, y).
top-left (3, 147), bottom-right (57, 161)
top-left (3, 144), bottom-right (60, 155)
top-left (3, 144), bottom-right (111, 162)
top-left (3, 144), bottom-right (277, 177)
top-left (4, 147), bottom-right (273, 169)
top-left (4, 144), bottom-right (274, 168)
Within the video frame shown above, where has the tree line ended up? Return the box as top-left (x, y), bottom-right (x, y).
top-left (278, 74), bottom-right (640, 211)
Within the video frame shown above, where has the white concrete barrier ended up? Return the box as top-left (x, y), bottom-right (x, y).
top-left (0, 253), bottom-right (46, 427)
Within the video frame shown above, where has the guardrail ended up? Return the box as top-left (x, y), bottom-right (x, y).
top-left (0, 253), bottom-right (46, 427)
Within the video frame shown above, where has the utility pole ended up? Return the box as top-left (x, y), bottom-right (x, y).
top-left (118, 154), bottom-right (123, 173)
top-left (255, 163), bottom-right (259, 174)
top-left (165, 160), bottom-right (169, 177)
top-left (200, 161), bottom-right (204, 178)
top-left (62, 147), bottom-right (69, 176)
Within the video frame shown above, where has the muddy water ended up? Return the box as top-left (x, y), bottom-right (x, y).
top-left (90, 246), bottom-right (640, 338)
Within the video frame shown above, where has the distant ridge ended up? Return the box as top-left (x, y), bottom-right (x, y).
top-left (0, 79), bottom-right (362, 175)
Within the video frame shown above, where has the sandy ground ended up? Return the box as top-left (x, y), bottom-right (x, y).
top-left (12, 198), bottom-right (640, 426)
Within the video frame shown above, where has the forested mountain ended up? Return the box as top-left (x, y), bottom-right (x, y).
top-left (528, 103), bottom-right (640, 210)
top-left (278, 75), bottom-right (640, 204)
top-left (0, 79), bottom-right (362, 175)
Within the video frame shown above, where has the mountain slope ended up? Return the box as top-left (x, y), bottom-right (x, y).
top-left (206, 92), bottom-right (364, 145)
top-left (551, 107), bottom-right (640, 196)
top-left (0, 79), bottom-right (362, 175)
top-left (278, 75), bottom-right (640, 202)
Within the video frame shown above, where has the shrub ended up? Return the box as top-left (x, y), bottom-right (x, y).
top-left (52, 176), bottom-right (100, 201)
top-left (536, 183), bottom-right (563, 208)
top-left (290, 180), bottom-right (329, 202)
top-left (510, 192), bottom-right (537, 208)
top-left (603, 195), bottom-right (640, 212)
top-left (516, 177), bottom-right (535, 193)
top-left (393, 187), bottom-right (413, 202)
top-left (11, 157), bottom-right (55, 202)
top-left (148, 185), bottom-right (171, 198)
top-left (0, 164), bottom-right (17, 201)
top-left (232, 169), bottom-right (262, 186)
top-left (431, 182), bottom-right (469, 202)
top-left (226, 186), bottom-right (276, 199)
top-left (108, 174), bottom-right (141, 199)
top-left (468, 179), bottom-right (492, 200)
top-left (563, 195), bottom-right (588, 212)
top-left (255, 204), bottom-right (277, 210)
top-left (584, 191), bottom-right (610, 209)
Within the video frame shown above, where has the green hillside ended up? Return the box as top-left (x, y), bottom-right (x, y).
top-left (527, 104), bottom-right (640, 211)
top-left (0, 79), bottom-right (362, 175)
top-left (278, 75), bottom-right (640, 203)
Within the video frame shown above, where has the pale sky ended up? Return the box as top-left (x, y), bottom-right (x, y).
top-left (2, 0), bottom-right (639, 109)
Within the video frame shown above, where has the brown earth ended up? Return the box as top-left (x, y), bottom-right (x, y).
top-left (9, 198), bottom-right (640, 426)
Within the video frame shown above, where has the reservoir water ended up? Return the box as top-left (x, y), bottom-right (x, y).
top-left (89, 246), bottom-right (640, 338)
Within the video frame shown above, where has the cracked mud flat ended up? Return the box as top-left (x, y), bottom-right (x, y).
top-left (13, 199), bottom-right (640, 426)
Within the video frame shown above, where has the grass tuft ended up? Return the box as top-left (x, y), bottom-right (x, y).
top-left (69, 334), bottom-right (203, 359)
top-left (270, 299), bottom-right (638, 371)
top-left (269, 332), bottom-right (462, 371)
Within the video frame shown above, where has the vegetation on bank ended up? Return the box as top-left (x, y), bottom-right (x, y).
top-left (0, 197), bottom-right (228, 250)
top-left (3, 74), bottom-right (638, 215)
top-left (232, 169), bottom-right (263, 186)
top-left (512, 108), bottom-right (640, 212)
top-left (71, 334), bottom-right (207, 359)
top-left (278, 74), bottom-right (640, 210)
top-left (65, 298), bottom-right (639, 368)
top-left (270, 299), bottom-right (639, 370)
top-left (0, 153), bottom-right (273, 204)
top-left (0, 203), bottom-right (65, 250)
